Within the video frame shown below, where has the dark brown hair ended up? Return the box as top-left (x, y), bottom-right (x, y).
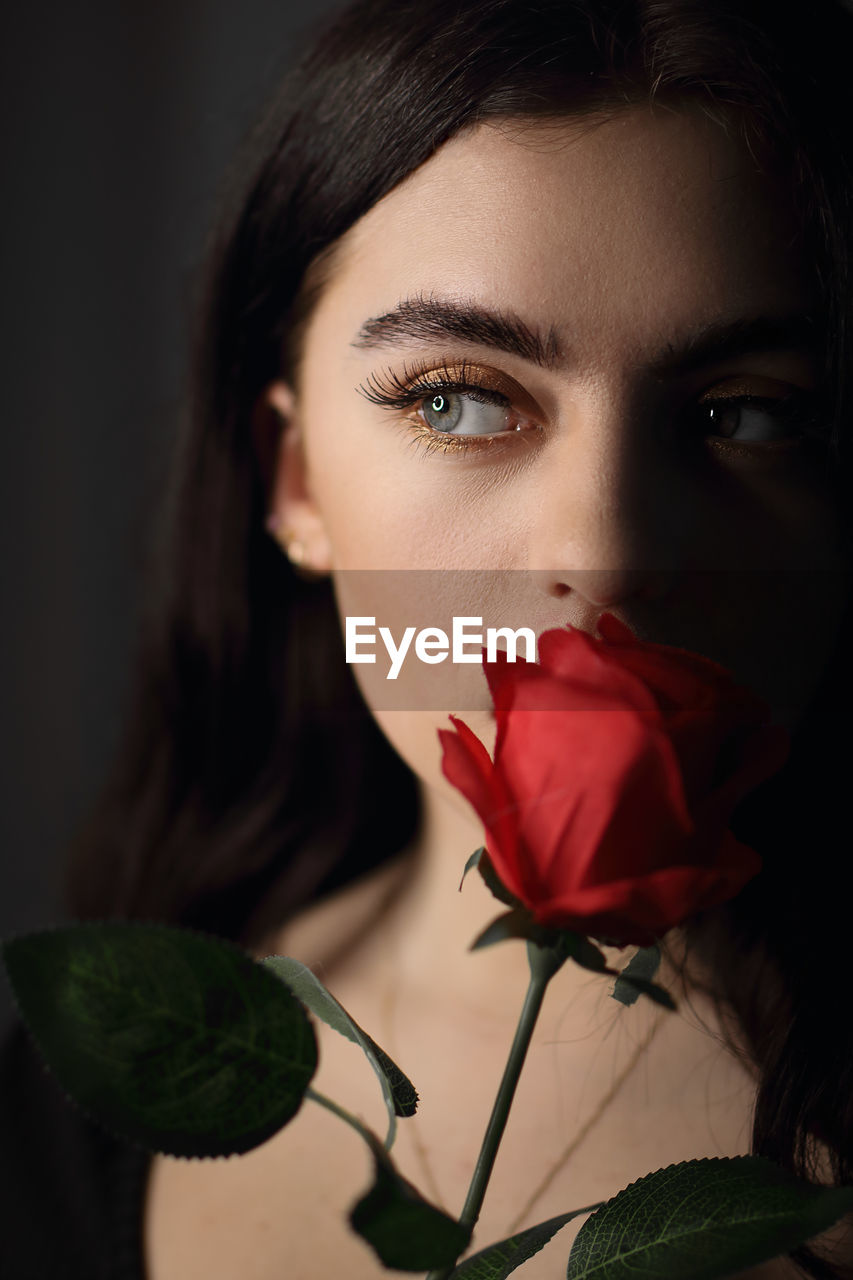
top-left (63, 1), bottom-right (853, 1273)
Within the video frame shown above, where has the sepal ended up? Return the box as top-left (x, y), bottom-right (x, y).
top-left (610, 943), bottom-right (676, 1011)
top-left (461, 846), bottom-right (523, 909)
top-left (470, 907), bottom-right (561, 952)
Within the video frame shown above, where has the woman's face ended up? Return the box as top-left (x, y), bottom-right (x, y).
top-left (268, 105), bottom-right (849, 807)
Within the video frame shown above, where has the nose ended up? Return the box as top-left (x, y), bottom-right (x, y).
top-left (527, 402), bottom-right (691, 613)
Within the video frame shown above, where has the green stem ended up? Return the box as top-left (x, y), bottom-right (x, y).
top-left (307, 1085), bottom-right (376, 1146)
top-left (425, 940), bottom-right (566, 1280)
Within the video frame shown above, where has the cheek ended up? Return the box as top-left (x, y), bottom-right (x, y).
top-left (314, 446), bottom-right (522, 569)
top-left (299, 382), bottom-right (526, 569)
top-left (302, 423), bottom-right (436, 566)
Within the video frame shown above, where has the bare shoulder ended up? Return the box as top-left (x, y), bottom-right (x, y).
top-left (143, 1132), bottom-right (849, 1280)
top-left (142, 852), bottom-right (853, 1280)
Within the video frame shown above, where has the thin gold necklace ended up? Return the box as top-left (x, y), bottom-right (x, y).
top-left (380, 967), bottom-right (669, 1234)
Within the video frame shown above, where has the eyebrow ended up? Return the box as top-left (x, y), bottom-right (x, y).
top-left (351, 296), bottom-right (564, 369)
top-left (350, 295), bottom-right (821, 377)
top-left (651, 312), bottom-right (822, 378)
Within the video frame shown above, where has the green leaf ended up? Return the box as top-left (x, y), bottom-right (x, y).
top-left (307, 1087), bottom-right (468, 1269)
top-left (349, 1121), bottom-right (472, 1270)
top-left (565, 1156), bottom-right (853, 1279)
top-left (1, 921), bottom-right (318, 1158)
top-left (448, 1205), bottom-right (604, 1278)
top-left (261, 955), bottom-right (417, 1148)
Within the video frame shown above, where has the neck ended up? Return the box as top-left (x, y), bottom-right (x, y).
top-left (381, 780), bottom-right (662, 1036)
top-left (389, 781), bottom-right (528, 1009)
top-left (263, 771), bottom-right (684, 1044)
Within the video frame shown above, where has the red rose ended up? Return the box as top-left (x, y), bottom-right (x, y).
top-left (438, 613), bottom-right (790, 948)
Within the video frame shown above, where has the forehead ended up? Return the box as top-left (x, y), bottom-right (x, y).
top-left (305, 105), bottom-right (813, 370)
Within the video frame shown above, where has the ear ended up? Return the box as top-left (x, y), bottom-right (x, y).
top-left (253, 380), bottom-right (333, 573)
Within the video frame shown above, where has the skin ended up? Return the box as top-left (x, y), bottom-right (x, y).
top-left (144, 106), bottom-right (851, 1279)
top-left (260, 91), bottom-right (852, 1121)
top-left (268, 103), bottom-right (848, 819)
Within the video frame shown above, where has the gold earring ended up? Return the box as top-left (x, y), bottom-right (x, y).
top-left (265, 514), bottom-right (308, 566)
top-left (282, 529), bottom-right (308, 566)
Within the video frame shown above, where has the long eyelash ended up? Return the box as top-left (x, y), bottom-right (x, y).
top-left (356, 363), bottom-right (831, 461)
top-left (356, 357), bottom-right (506, 410)
top-left (356, 358), bottom-right (517, 455)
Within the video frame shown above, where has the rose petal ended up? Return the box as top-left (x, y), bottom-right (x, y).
top-left (439, 610), bottom-right (787, 950)
top-left (438, 717), bottom-right (521, 897)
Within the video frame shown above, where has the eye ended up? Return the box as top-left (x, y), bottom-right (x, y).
top-left (689, 389), bottom-right (823, 448)
top-left (355, 359), bottom-right (534, 453)
top-left (420, 388), bottom-right (514, 436)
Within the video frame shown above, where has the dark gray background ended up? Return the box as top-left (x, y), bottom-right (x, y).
top-left (0, 0), bottom-right (344, 1038)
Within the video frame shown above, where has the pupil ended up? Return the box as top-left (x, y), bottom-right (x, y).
top-left (707, 403), bottom-right (736, 438)
top-left (423, 391), bottom-right (462, 432)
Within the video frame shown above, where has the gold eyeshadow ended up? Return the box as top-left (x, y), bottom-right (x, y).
top-left (356, 359), bottom-right (828, 460)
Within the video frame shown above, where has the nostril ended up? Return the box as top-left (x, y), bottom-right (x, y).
top-left (533, 566), bottom-right (680, 619)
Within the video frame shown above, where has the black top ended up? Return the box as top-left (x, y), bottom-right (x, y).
top-left (0, 1015), bottom-right (152, 1279)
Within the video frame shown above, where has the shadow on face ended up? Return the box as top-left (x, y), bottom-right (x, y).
top-left (266, 105), bottom-right (850, 802)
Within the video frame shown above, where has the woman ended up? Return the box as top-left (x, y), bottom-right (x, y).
top-left (3, 0), bottom-right (852, 1276)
